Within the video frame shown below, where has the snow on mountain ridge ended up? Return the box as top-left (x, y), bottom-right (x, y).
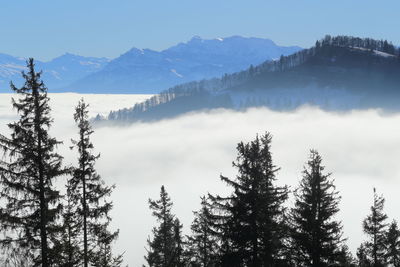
top-left (0, 53), bottom-right (110, 92)
top-left (67, 36), bottom-right (302, 94)
top-left (0, 36), bottom-right (303, 93)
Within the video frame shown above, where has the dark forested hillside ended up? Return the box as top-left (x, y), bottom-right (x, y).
top-left (102, 35), bottom-right (400, 123)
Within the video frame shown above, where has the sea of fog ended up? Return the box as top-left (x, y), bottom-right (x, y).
top-left (1, 93), bottom-right (400, 266)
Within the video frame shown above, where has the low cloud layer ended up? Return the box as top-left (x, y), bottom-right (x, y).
top-left (1, 93), bottom-right (400, 266)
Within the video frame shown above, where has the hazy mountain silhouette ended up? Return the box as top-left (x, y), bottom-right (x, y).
top-left (102, 35), bottom-right (400, 123)
top-left (67, 36), bottom-right (301, 93)
top-left (0, 53), bottom-right (109, 92)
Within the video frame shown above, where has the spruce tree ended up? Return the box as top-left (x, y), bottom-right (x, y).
top-left (145, 185), bottom-right (183, 267)
top-left (290, 150), bottom-right (344, 267)
top-left (385, 220), bottom-right (400, 266)
top-left (187, 196), bottom-right (218, 267)
top-left (69, 99), bottom-right (121, 266)
top-left (0, 58), bottom-right (66, 266)
top-left (209, 132), bottom-right (289, 266)
top-left (362, 188), bottom-right (388, 267)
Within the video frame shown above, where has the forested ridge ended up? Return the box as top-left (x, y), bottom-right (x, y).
top-left (103, 35), bottom-right (400, 123)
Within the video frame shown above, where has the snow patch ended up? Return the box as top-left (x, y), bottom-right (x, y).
top-left (373, 50), bottom-right (396, 58)
top-left (170, 69), bottom-right (183, 78)
top-left (0, 64), bottom-right (27, 77)
top-left (351, 47), bottom-right (396, 58)
top-left (80, 61), bottom-right (103, 68)
top-left (46, 70), bottom-right (61, 80)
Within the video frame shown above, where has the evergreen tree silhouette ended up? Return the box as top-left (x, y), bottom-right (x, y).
top-left (187, 196), bottom-right (219, 266)
top-left (362, 188), bottom-right (388, 267)
top-left (385, 220), bottom-right (400, 266)
top-left (209, 132), bottom-right (289, 266)
top-left (290, 150), bottom-right (344, 266)
top-left (70, 99), bottom-right (121, 266)
top-left (0, 58), bottom-right (66, 266)
top-left (145, 185), bottom-right (184, 267)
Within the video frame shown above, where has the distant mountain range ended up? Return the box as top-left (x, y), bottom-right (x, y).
top-left (67, 36), bottom-right (301, 93)
top-left (102, 36), bottom-right (400, 123)
top-left (0, 36), bottom-right (301, 94)
top-left (0, 53), bottom-right (110, 91)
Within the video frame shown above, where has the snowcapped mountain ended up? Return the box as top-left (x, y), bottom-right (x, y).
top-left (67, 36), bottom-right (301, 93)
top-left (0, 53), bottom-right (109, 92)
top-left (37, 53), bottom-right (110, 89)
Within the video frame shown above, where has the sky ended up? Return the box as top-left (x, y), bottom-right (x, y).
top-left (1, 0), bottom-right (399, 61)
top-left (2, 94), bottom-right (400, 265)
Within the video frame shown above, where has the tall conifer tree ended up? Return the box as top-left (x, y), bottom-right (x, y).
top-left (187, 196), bottom-right (219, 267)
top-left (362, 188), bottom-right (388, 267)
top-left (145, 185), bottom-right (183, 267)
top-left (290, 150), bottom-right (344, 266)
top-left (0, 59), bottom-right (66, 266)
top-left (210, 132), bottom-right (289, 266)
top-left (70, 99), bottom-right (121, 266)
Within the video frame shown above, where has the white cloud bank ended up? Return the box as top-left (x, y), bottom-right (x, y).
top-left (1, 93), bottom-right (400, 266)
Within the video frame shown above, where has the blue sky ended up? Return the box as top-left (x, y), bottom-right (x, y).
top-left (1, 0), bottom-right (399, 61)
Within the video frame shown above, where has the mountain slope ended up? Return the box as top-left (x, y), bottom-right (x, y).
top-left (103, 36), bottom-right (400, 123)
top-left (0, 54), bottom-right (109, 92)
top-left (0, 54), bottom-right (28, 90)
top-left (67, 36), bottom-right (301, 93)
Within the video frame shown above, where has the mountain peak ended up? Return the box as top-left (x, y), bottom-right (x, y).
top-left (69, 36), bottom-right (302, 94)
top-left (54, 52), bottom-right (81, 60)
top-left (63, 52), bottom-right (76, 56)
top-left (126, 47), bottom-right (145, 55)
top-left (190, 35), bottom-right (203, 41)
